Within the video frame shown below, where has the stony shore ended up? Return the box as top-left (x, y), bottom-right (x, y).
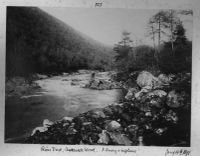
top-left (5, 74), bottom-right (48, 98)
top-left (23, 70), bottom-right (191, 146)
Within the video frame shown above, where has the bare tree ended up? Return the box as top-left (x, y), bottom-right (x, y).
top-left (147, 18), bottom-right (156, 51)
top-left (166, 10), bottom-right (180, 53)
top-left (147, 10), bottom-right (183, 58)
top-left (147, 10), bottom-right (169, 63)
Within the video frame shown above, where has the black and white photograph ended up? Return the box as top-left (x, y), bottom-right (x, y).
top-left (5, 6), bottom-right (192, 147)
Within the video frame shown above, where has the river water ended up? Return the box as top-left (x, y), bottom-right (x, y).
top-left (5, 71), bottom-right (124, 142)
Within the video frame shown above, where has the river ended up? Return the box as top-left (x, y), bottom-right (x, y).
top-left (5, 71), bottom-right (124, 143)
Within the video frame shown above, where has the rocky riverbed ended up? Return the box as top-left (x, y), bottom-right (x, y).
top-left (24, 70), bottom-right (191, 146)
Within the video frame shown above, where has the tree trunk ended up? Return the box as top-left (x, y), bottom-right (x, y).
top-left (170, 10), bottom-right (174, 57)
top-left (158, 16), bottom-right (161, 61)
top-left (151, 26), bottom-right (157, 64)
top-left (151, 26), bottom-right (156, 51)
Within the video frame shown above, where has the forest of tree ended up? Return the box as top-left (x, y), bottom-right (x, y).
top-left (6, 8), bottom-right (192, 78)
top-left (114, 10), bottom-right (192, 74)
top-left (6, 7), bottom-right (114, 77)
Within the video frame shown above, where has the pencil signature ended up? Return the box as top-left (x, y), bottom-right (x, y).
top-left (165, 149), bottom-right (191, 156)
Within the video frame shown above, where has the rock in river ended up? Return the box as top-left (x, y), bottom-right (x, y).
top-left (36, 74), bottom-right (48, 79)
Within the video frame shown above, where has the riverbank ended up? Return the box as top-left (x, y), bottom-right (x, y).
top-left (24, 71), bottom-right (191, 146)
top-left (5, 70), bottom-right (124, 142)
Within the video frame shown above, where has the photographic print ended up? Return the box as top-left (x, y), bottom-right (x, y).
top-left (5, 6), bottom-right (192, 146)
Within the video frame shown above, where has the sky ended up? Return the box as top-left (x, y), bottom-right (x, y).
top-left (40, 7), bottom-right (193, 47)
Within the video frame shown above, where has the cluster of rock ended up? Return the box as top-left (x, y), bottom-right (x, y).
top-left (26, 104), bottom-right (144, 145)
top-left (25, 71), bottom-right (191, 146)
top-left (70, 78), bottom-right (83, 86)
top-left (125, 71), bottom-right (190, 109)
top-left (61, 70), bottom-right (121, 89)
top-left (62, 70), bottom-right (99, 77)
top-left (84, 79), bottom-right (122, 90)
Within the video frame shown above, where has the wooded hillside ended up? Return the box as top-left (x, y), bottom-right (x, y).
top-left (6, 7), bottom-right (114, 77)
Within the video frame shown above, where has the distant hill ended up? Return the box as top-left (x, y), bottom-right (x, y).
top-left (6, 7), bottom-right (114, 77)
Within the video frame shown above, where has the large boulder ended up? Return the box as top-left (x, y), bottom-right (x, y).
top-left (87, 109), bottom-right (106, 119)
top-left (31, 126), bottom-right (48, 136)
top-left (127, 124), bottom-right (139, 136)
top-left (166, 90), bottom-right (186, 108)
top-left (105, 120), bottom-right (121, 131)
top-left (164, 110), bottom-right (179, 124)
top-left (108, 132), bottom-right (132, 145)
top-left (125, 87), bottom-right (140, 100)
top-left (158, 74), bottom-right (172, 84)
top-left (134, 88), bottom-right (150, 100)
top-left (136, 71), bottom-right (158, 90)
top-left (97, 130), bottom-right (110, 144)
top-left (146, 90), bottom-right (167, 98)
top-left (43, 119), bottom-right (54, 128)
top-left (140, 90), bottom-right (167, 108)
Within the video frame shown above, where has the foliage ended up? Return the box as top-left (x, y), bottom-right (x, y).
top-left (114, 9), bottom-right (192, 75)
top-left (128, 45), bottom-right (156, 71)
top-left (113, 31), bottom-right (133, 71)
top-left (158, 22), bottom-right (192, 73)
top-left (114, 32), bottom-right (157, 73)
top-left (145, 9), bottom-right (192, 74)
